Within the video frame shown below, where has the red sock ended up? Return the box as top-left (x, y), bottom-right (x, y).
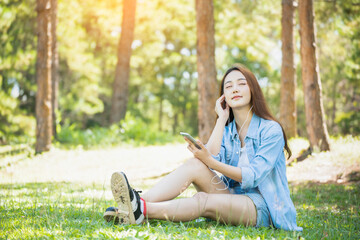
top-left (140, 197), bottom-right (146, 216)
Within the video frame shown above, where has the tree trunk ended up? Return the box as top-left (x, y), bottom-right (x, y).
top-left (36, 0), bottom-right (52, 153)
top-left (195, 0), bottom-right (217, 143)
top-left (280, 0), bottom-right (297, 138)
top-left (331, 75), bottom-right (337, 133)
top-left (299, 0), bottom-right (330, 151)
top-left (51, 0), bottom-right (58, 139)
top-left (110, 0), bottom-right (136, 124)
top-left (173, 113), bottom-right (178, 135)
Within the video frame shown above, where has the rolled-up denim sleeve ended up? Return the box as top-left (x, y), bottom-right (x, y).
top-left (241, 123), bottom-right (285, 190)
top-left (205, 136), bottom-right (226, 163)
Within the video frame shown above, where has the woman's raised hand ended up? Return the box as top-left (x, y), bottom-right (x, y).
top-left (215, 95), bottom-right (229, 123)
top-left (184, 138), bottom-right (215, 168)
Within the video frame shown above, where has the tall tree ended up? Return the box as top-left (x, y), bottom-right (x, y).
top-left (51, 0), bottom-right (59, 138)
top-left (110, 0), bottom-right (137, 124)
top-left (195, 0), bottom-right (217, 143)
top-left (280, 0), bottom-right (297, 138)
top-left (35, 0), bottom-right (52, 153)
top-left (299, 0), bottom-right (330, 151)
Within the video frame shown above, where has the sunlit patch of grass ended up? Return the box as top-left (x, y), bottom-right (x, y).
top-left (1, 181), bottom-right (359, 239)
top-left (288, 136), bottom-right (360, 164)
top-left (288, 137), bottom-right (310, 156)
top-left (328, 135), bottom-right (360, 165)
top-left (291, 182), bottom-right (359, 239)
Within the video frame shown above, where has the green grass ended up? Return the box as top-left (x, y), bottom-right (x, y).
top-left (1, 181), bottom-right (359, 239)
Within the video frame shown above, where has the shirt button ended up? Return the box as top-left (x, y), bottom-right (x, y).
top-left (236, 152), bottom-right (239, 154)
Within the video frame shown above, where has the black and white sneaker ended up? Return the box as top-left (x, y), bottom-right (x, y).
top-left (103, 207), bottom-right (120, 224)
top-left (110, 172), bottom-right (146, 224)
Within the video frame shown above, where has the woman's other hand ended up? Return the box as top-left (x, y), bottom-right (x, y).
top-left (215, 94), bottom-right (229, 123)
top-left (185, 138), bottom-right (215, 168)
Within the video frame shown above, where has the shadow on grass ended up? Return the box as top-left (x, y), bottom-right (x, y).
top-left (0, 181), bottom-right (117, 239)
top-left (290, 181), bottom-right (360, 239)
top-left (0, 181), bottom-right (359, 239)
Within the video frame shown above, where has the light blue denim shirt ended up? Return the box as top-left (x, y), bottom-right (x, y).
top-left (211, 114), bottom-right (302, 231)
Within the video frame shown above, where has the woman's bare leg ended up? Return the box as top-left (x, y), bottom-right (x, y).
top-left (146, 192), bottom-right (257, 226)
top-left (142, 158), bottom-right (229, 202)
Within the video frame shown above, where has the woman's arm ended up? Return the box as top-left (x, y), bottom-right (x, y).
top-left (186, 139), bottom-right (243, 182)
top-left (209, 157), bottom-right (243, 182)
top-left (187, 122), bottom-right (284, 186)
top-left (206, 118), bottom-right (227, 155)
top-left (206, 95), bottom-right (229, 155)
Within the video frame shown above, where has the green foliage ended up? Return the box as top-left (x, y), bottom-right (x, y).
top-left (119, 113), bottom-right (180, 145)
top-left (57, 0), bottom-right (108, 126)
top-left (56, 112), bottom-right (182, 149)
top-left (1, 0), bottom-right (359, 146)
top-left (0, 181), bottom-right (359, 239)
top-left (335, 111), bottom-right (360, 135)
top-left (0, 0), bottom-right (36, 144)
top-left (0, 89), bottom-right (35, 144)
top-left (314, 0), bottom-right (360, 136)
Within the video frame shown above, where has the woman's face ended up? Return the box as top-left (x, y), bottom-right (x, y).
top-left (223, 70), bottom-right (251, 109)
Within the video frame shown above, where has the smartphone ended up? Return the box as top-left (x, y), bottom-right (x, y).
top-left (221, 98), bottom-right (227, 109)
top-left (180, 132), bottom-right (202, 150)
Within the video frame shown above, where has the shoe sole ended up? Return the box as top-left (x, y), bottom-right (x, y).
top-left (103, 208), bottom-right (131, 225)
top-left (111, 172), bottom-right (136, 224)
top-left (103, 211), bottom-right (119, 224)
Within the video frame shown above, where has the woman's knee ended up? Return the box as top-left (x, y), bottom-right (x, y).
top-left (185, 157), bottom-right (208, 173)
top-left (193, 192), bottom-right (209, 215)
top-left (193, 193), bottom-right (223, 219)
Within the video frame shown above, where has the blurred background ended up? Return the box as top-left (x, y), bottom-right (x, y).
top-left (0, 0), bottom-right (359, 150)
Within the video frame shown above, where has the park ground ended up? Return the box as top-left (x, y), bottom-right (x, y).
top-left (0, 136), bottom-right (359, 239)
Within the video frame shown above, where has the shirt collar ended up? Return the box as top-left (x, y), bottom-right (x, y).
top-left (229, 113), bottom-right (260, 141)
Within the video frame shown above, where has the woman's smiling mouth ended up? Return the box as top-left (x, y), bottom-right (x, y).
top-left (232, 96), bottom-right (242, 100)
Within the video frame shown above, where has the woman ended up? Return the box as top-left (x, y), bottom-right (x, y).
top-left (104, 64), bottom-right (302, 231)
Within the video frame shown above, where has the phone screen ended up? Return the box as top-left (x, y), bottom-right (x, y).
top-left (179, 132), bottom-right (201, 149)
top-left (221, 99), bottom-right (226, 109)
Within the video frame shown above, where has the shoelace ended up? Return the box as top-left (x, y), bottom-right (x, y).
top-left (133, 189), bottom-right (142, 193)
top-left (132, 189), bottom-right (142, 196)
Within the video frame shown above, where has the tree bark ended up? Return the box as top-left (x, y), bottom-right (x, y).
top-left (110, 0), bottom-right (136, 124)
top-left (173, 113), bottom-right (178, 135)
top-left (195, 0), bottom-right (218, 143)
top-left (51, 0), bottom-right (58, 139)
top-left (36, 0), bottom-right (52, 153)
top-left (330, 75), bottom-right (337, 133)
top-left (299, 0), bottom-right (330, 151)
top-left (280, 0), bottom-right (297, 138)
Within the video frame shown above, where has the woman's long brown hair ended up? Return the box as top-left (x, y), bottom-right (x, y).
top-left (220, 63), bottom-right (292, 159)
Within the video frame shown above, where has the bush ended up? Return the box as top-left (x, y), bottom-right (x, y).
top-left (0, 91), bottom-right (35, 145)
top-left (56, 113), bottom-right (181, 149)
